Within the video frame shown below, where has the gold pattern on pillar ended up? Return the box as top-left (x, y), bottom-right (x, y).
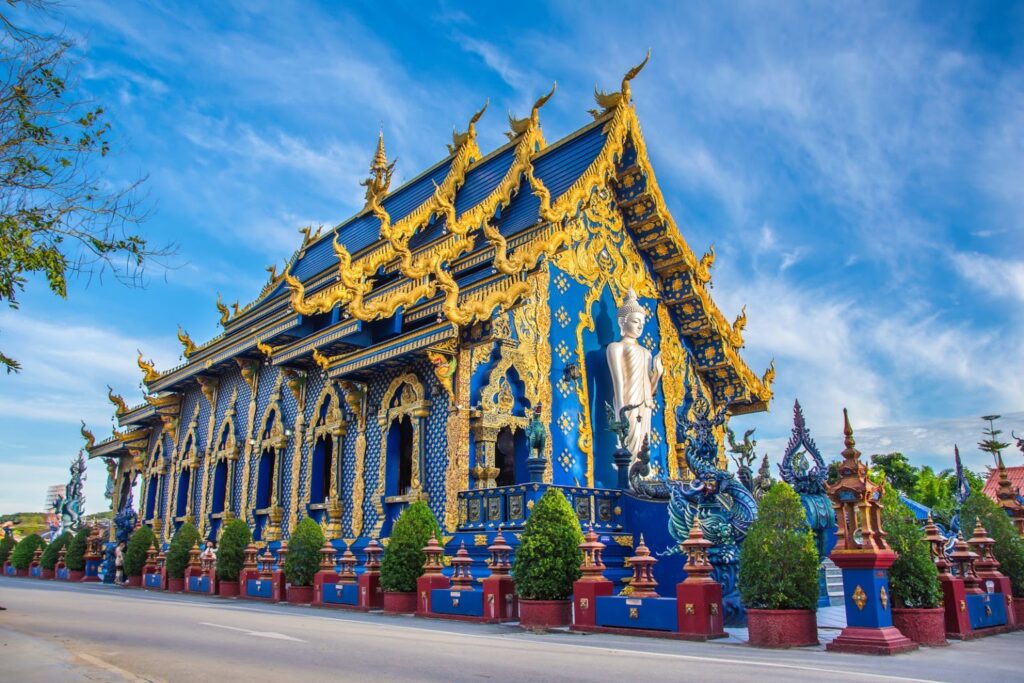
top-left (283, 367), bottom-right (307, 535)
top-left (340, 381), bottom-right (368, 537)
top-left (373, 373), bottom-right (430, 537)
top-left (306, 382), bottom-right (347, 539)
top-left (443, 345), bottom-right (472, 532)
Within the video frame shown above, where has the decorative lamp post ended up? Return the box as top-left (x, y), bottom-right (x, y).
top-left (318, 540), bottom-right (337, 572)
top-left (313, 539), bottom-right (339, 607)
top-left (338, 549), bottom-right (357, 582)
top-left (417, 533), bottom-right (450, 616)
top-left (450, 541), bottom-right (474, 590)
top-left (923, 514), bottom-right (950, 576)
top-left (824, 409), bottom-right (916, 655)
top-left (949, 533), bottom-right (981, 595)
top-left (357, 539), bottom-right (384, 610)
top-left (627, 535), bottom-right (658, 598)
top-left (676, 515), bottom-right (727, 640)
top-left (482, 530), bottom-right (517, 622)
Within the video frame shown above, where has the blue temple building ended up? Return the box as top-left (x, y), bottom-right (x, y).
top-left (84, 62), bottom-right (773, 595)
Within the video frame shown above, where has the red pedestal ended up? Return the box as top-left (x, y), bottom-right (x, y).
top-left (125, 575), bottom-right (142, 588)
top-left (313, 570), bottom-right (339, 607)
top-left (358, 571), bottom-right (383, 611)
top-left (286, 585), bottom-right (314, 604)
top-left (218, 580), bottom-right (239, 598)
top-left (676, 579), bottom-right (727, 640)
top-left (571, 579), bottom-right (614, 630)
top-left (383, 591), bottom-right (417, 614)
top-left (828, 626), bottom-right (918, 655)
top-left (40, 569), bottom-right (54, 580)
top-left (892, 607), bottom-right (948, 647)
top-left (416, 574), bottom-right (451, 616)
top-left (68, 570), bottom-right (84, 582)
top-left (271, 571), bottom-right (286, 602)
top-left (985, 575), bottom-right (1017, 629)
top-left (939, 576), bottom-right (972, 639)
top-left (827, 550), bottom-right (917, 655)
top-left (482, 575), bottom-right (517, 623)
top-left (238, 568), bottom-right (258, 598)
top-left (1014, 597), bottom-right (1024, 629)
top-left (747, 609), bottom-right (818, 648)
top-left (15, 568), bottom-right (28, 577)
top-left (167, 577), bottom-right (184, 593)
top-left (519, 599), bottom-right (572, 629)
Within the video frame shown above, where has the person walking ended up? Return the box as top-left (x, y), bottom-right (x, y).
top-left (114, 541), bottom-right (126, 585)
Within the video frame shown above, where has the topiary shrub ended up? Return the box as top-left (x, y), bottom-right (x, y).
top-left (380, 500), bottom-right (441, 593)
top-left (165, 523), bottom-right (200, 579)
top-left (1, 535), bottom-right (17, 565)
top-left (962, 491), bottom-right (1024, 597)
top-left (39, 532), bottom-right (71, 571)
top-left (881, 487), bottom-right (941, 608)
top-left (284, 517), bottom-right (324, 587)
top-left (217, 519), bottom-right (252, 582)
top-left (739, 482), bottom-right (820, 610)
top-left (10, 534), bottom-right (47, 570)
top-left (124, 526), bottom-right (156, 577)
top-left (65, 526), bottom-right (90, 571)
top-left (512, 488), bottom-right (584, 601)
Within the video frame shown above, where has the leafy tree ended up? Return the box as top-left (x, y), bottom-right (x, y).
top-left (870, 452), bottom-right (918, 494)
top-left (38, 530), bottom-right (70, 570)
top-left (284, 517), bottom-right (324, 587)
top-left (512, 488), bottom-right (584, 601)
top-left (165, 522), bottom-right (199, 579)
top-left (216, 519), bottom-right (252, 582)
top-left (912, 466), bottom-right (954, 510)
top-left (961, 492), bottom-right (1024, 598)
top-left (64, 525), bottom-right (89, 570)
top-left (9, 532), bottom-right (45, 569)
top-left (380, 500), bottom-right (441, 593)
top-left (0, 534), bottom-right (15, 564)
top-left (123, 525), bottom-right (154, 577)
top-left (978, 415), bottom-right (1010, 466)
top-left (880, 487), bottom-right (941, 608)
top-left (738, 482), bottom-right (820, 610)
top-left (0, 1), bottom-right (170, 372)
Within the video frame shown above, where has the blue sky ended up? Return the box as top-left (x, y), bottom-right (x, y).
top-left (2, 1), bottom-right (1022, 513)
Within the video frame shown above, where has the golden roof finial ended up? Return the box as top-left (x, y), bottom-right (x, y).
top-left (372, 128), bottom-right (388, 171)
top-left (136, 350), bottom-right (160, 383)
top-left (761, 359), bottom-right (775, 390)
top-left (842, 408), bottom-right (857, 453)
top-left (449, 100), bottom-right (488, 154)
top-left (361, 128), bottom-right (397, 210)
top-left (590, 50), bottom-right (651, 118)
top-left (177, 325), bottom-right (197, 358)
top-left (215, 292), bottom-right (230, 326)
top-left (508, 83), bottom-right (556, 140)
top-left (80, 420), bottom-right (96, 450)
top-left (107, 385), bottom-right (128, 415)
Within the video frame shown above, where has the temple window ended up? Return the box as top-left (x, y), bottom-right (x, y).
top-left (310, 436), bottom-right (333, 505)
top-left (211, 460), bottom-right (228, 515)
top-left (256, 448), bottom-right (277, 509)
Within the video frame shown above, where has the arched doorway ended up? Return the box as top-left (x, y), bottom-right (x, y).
top-left (375, 373), bottom-right (431, 537)
top-left (309, 436), bottom-right (333, 524)
top-left (494, 426), bottom-right (528, 487)
top-left (386, 415), bottom-right (414, 497)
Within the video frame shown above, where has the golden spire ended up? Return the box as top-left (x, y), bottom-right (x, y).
top-left (372, 129), bottom-right (388, 170)
top-left (360, 128), bottom-right (397, 210)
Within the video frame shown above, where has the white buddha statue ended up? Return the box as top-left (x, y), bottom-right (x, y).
top-left (606, 289), bottom-right (663, 462)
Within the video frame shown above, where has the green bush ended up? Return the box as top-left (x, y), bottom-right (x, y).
top-left (284, 517), bottom-right (324, 587)
top-left (1, 535), bottom-right (18, 565)
top-left (512, 488), bottom-right (584, 600)
top-left (10, 534), bottom-right (46, 570)
top-left (65, 526), bottom-right (90, 571)
top-left (739, 482), bottom-right (820, 610)
top-left (380, 500), bottom-right (441, 592)
top-left (881, 488), bottom-right (941, 608)
top-left (217, 519), bottom-right (253, 582)
top-left (39, 532), bottom-right (71, 571)
top-left (124, 526), bottom-right (156, 577)
top-left (961, 491), bottom-right (1024, 598)
top-left (165, 522), bottom-right (200, 579)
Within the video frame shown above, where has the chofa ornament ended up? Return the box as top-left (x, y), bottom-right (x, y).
top-left (778, 399), bottom-right (833, 559)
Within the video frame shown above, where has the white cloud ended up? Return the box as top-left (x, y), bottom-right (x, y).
top-left (951, 251), bottom-right (1024, 304)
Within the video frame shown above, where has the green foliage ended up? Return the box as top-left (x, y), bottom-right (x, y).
top-left (739, 482), bottom-right (820, 610)
top-left (10, 533), bottom-right (46, 570)
top-left (961, 491), bottom-right (1024, 598)
top-left (39, 531), bottom-right (70, 570)
top-left (64, 526), bottom-right (89, 571)
top-left (978, 415), bottom-right (1010, 465)
top-left (165, 522), bottom-right (199, 579)
top-left (881, 488), bottom-right (942, 608)
top-left (512, 488), bottom-right (584, 601)
top-left (124, 525), bottom-right (155, 577)
top-left (217, 519), bottom-right (252, 582)
top-left (284, 517), bottom-right (324, 587)
top-left (0, 535), bottom-right (16, 565)
top-left (870, 453), bottom-right (917, 494)
top-left (380, 501), bottom-right (441, 593)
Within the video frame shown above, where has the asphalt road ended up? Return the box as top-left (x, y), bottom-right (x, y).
top-left (1, 579), bottom-right (1020, 683)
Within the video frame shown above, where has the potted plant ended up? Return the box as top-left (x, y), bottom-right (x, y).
top-left (217, 519), bottom-right (252, 597)
top-left (962, 491), bottom-right (1024, 626)
top-left (39, 532), bottom-right (71, 580)
top-left (65, 526), bottom-right (89, 581)
top-left (512, 488), bottom-right (584, 629)
top-left (881, 488), bottom-right (945, 645)
top-left (739, 482), bottom-right (820, 647)
top-left (380, 501), bottom-right (441, 614)
top-left (124, 525), bottom-right (155, 588)
top-left (283, 517), bottom-right (323, 604)
top-left (10, 534), bottom-right (46, 577)
top-left (165, 522), bottom-right (200, 592)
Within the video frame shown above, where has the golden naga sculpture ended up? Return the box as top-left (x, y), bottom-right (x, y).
top-left (107, 385), bottom-right (128, 415)
top-left (507, 83), bottom-right (556, 140)
top-left (177, 325), bottom-right (197, 358)
top-left (696, 244), bottom-right (715, 284)
top-left (215, 292), bottom-right (231, 326)
top-left (256, 341), bottom-right (274, 360)
top-left (730, 306), bottom-right (747, 348)
top-left (311, 348), bottom-right (331, 373)
top-left (427, 349), bottom-right (457, 403)
top-left (761, 359), bottom-right (776, 391)
top-left (299, 224), bottom-right (323, 249)
top-left (136, 350), bottom-right (160, 383)
top-left (360, 129), bottom-right (397, 211)
top-left (449, 100), bottom-right (488, 154)
top-left (80, 420), bottom-right (96, 450)
top-left (230, 301), bottom-right (242, 317)
top-left (590, 48), bottom-right (650, 118)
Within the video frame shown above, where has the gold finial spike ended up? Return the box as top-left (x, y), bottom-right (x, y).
top-left (621, 48), bottom-right (651, 101)
top-left (372, 128), bottom-right (387, 172)
top-left (843, 408), bottom-right (855, 449)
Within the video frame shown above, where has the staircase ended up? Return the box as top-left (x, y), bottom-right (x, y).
top-left (822, 558), bottom-right (844, 606)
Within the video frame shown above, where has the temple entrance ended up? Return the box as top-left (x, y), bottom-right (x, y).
top-left (386, 416), bottom-right (414, 497)
top-left (495, 426), bottom-right (528, 487)
top-left (309, 436), bottom-right (333, 523)
top-left (254, 447), bottom-right (276, 540)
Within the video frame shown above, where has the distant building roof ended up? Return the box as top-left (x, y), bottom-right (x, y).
top-left (983, 464), bottom-right (1024, 500)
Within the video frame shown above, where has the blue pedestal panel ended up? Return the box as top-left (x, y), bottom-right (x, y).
top-left (840, 567), bottom-right (893, 628)
top-left (966, 592), bottom-right (1007, 630)
top-left (431, 589), bottom-right (484, 617)
top-left (144, 572), bottom-right (161, 588)
top-left (323, 582), bottom-right (359, 605)
top-left (595, 596), bottom-right (677, 632)
top-left (56, 568), bottom-right (69, 580)
top-left (246, 578), bottom-right (274, 598)
top-left (29, 566), bottom-right (41, 578)
top-left (3, 565), bottom-right (15, 576)
top-left (188, 575), bottom-right (210, 592)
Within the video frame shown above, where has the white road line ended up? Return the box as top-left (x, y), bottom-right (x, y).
top-left (199, 621), bottom-right (305, 642)
top-left (75, 652), bottom-right (152, 682)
